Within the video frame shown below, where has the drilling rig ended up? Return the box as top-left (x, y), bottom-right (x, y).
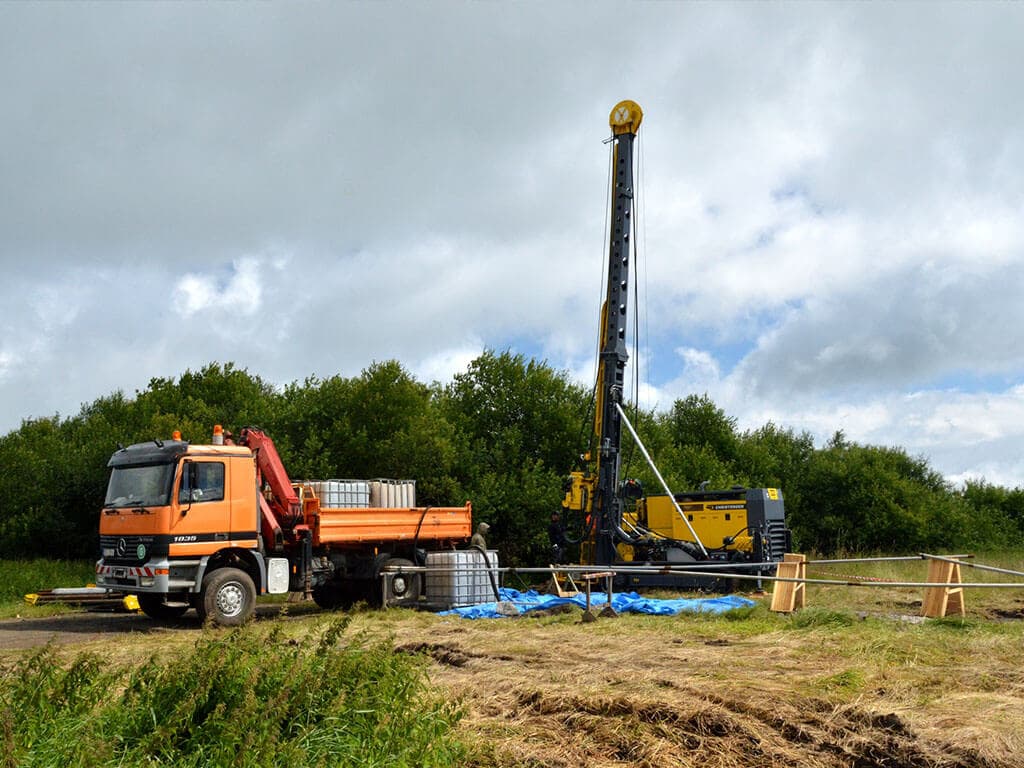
top-left (560, 101), bottom-right (790, 589)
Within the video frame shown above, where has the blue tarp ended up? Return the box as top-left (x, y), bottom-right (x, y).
top-left (437, 587), bottom-right (755, 619)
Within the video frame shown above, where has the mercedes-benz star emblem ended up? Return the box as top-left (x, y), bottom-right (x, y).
top-left (116, 538), bottom-right (127, 557)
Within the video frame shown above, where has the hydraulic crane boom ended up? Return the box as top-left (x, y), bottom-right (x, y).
top-left (234, 427), bottom-right (303, 525)
top-left (230, 427), bottom-right (303, 551)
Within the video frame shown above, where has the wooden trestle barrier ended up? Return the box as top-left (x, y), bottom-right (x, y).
top-left (769, 553), bottom-right (807, 613)
top-left (768, 553), bottom-right (970, 617)
top-left (548, 565), bottom-right (579, 598)
top-left (922, 556), bottom-right (965, 618)
top-left (539, 552), bottom-right (983, 619)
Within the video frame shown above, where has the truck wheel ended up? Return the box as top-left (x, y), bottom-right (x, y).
top-left (383, 557), bottom-right (421, 606)
top-left (197, 567), bottom-right (256, 626)
top-left (137, 593), bottom-right (189, 621)
top-left (312, 583), bottom-right (346, 610)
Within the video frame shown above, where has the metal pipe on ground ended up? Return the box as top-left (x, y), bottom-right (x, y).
top-left (809, 555), bottom-right (972, 565)
top-left (381, 563), bottom-right (1024, 589)
top-left (921, 553), bottom-right (1024, 580)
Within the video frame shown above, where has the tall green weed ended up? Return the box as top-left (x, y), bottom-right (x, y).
top-left (0, 618), bottom-right (465, 767)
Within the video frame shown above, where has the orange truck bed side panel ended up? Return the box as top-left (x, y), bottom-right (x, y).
top-left (314, 502), bottom-right (472, 545)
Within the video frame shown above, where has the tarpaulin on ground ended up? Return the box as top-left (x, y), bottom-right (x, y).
top-left (437, 587), bottom-right (755, 619)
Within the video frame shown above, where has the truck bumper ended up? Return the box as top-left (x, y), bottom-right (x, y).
top-left (95, 558), bottom-right (198, 594)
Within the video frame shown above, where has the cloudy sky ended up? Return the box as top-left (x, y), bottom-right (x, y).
top-left (2, 3), bottom-right (1023, 487)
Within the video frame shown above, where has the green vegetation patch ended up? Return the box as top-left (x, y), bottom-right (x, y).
top-left (816, 668), bottom-right (865, 693)
top-left (926, 615), bottom-right (982, 632)
top-left (0, 559), bottom-right (97, 617)
top-left (0, 559), bottom-right (96, 604)
top-left (785, 607), bottom-right (857, 629)
top-left (0, 618), bottom-right (465, 768)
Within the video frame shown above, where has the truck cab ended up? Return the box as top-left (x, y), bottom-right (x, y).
top-left (97, 438), bottom-right (287, 625)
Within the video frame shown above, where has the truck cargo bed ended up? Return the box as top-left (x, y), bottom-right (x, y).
top-left (313, 502), bottom-right (472, 545)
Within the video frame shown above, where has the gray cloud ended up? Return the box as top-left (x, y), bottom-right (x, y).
top-left (2, 3), bottom-right (1024, 485)
top-left (734, 262), bottom-right (1024, 398)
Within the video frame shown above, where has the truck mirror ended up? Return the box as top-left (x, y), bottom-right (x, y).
top-left (179, 461), bottom-right (198, 512)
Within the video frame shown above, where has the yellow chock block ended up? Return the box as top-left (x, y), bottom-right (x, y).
top-left (122, 594), bottom-right (141, 612)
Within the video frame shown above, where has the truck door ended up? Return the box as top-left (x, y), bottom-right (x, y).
top-left (171, 459), bottom-right (232, 556)
top-left (226, 454), bottom-right (260, 549)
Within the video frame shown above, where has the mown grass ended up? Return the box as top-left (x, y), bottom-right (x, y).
top-left (0, 617), bottom-right (466, 768)
top-left (409, 595), bottom-right (1024, 766)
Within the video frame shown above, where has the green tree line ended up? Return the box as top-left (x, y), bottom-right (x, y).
top-left (1, 356), bottom-right (1021, 563)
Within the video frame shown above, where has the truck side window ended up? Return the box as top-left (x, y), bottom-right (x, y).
top-left (178, 462), bottom-right (194, 504)
top-left (195, 462), bottom-right (225, 502)
top-left (179, 462), bottom-right (226, 504)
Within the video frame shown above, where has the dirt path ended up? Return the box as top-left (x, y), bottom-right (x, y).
top-left (0, 611), bottom-right (156, 650)
top-left (0, 603), bottom-right (319, 650)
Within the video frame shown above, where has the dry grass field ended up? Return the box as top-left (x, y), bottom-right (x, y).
top-left (382, 570), bottom-right (1024, 768)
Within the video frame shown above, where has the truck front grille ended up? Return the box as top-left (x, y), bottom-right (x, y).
top-left (100, 535), bottom-right (158, 565)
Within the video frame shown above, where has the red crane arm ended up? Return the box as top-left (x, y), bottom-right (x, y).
top-left (234, 427), bottom-right (303, 528)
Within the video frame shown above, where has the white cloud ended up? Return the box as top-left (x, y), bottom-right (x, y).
top-left (655, 347), bottom-right (723, 398)
top-left (0, 349), bottom-right (16, 381)
top-left (174, 275), bottom-right (218, 317)
top-left (410, 345), bottom-right (483, 387)
top-left (173, 257), bottom-right (263, 318)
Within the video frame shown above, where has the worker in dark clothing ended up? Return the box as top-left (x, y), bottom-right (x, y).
top-left (471, 521), bottom-right (490, 549)
top-left (548, 511), bottom-right (566, 563)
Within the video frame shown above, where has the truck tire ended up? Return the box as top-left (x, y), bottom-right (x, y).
top-left (383, 557), bottom-right (421, 606)
top-left (312, 582), bottom-right (345, 610)
top-left (137, 593), bottom-right (189, 621)
top-left (197, 567), bottom-right (256, 626)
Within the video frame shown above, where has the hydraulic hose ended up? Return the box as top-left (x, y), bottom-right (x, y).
top-left (470, 544), bottom-right (502, 603)
top-left (562, 504), bottom-right (596, 546)
top-left (411, 506), bottom-right (432, 563)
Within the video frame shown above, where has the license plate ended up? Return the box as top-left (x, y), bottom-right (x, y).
top-left (113, 568), bottom-right (127, 578)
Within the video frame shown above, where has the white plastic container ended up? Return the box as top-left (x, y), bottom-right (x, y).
top-left (369, 479), bottom-right (416, 508)
top-left (425, 549), bottom-right (500, 607)
top-left (309, 480), bottom-right (370, 508)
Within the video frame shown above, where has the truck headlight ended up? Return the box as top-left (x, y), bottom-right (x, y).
top-left (140, 577), bottom-right (155, 587)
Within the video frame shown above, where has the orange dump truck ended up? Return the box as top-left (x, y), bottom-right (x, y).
top-left (95, 426), bottom-right (472, 625)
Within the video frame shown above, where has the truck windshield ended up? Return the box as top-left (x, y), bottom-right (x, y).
top-left (104, 463), bottom-right (176, 508)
